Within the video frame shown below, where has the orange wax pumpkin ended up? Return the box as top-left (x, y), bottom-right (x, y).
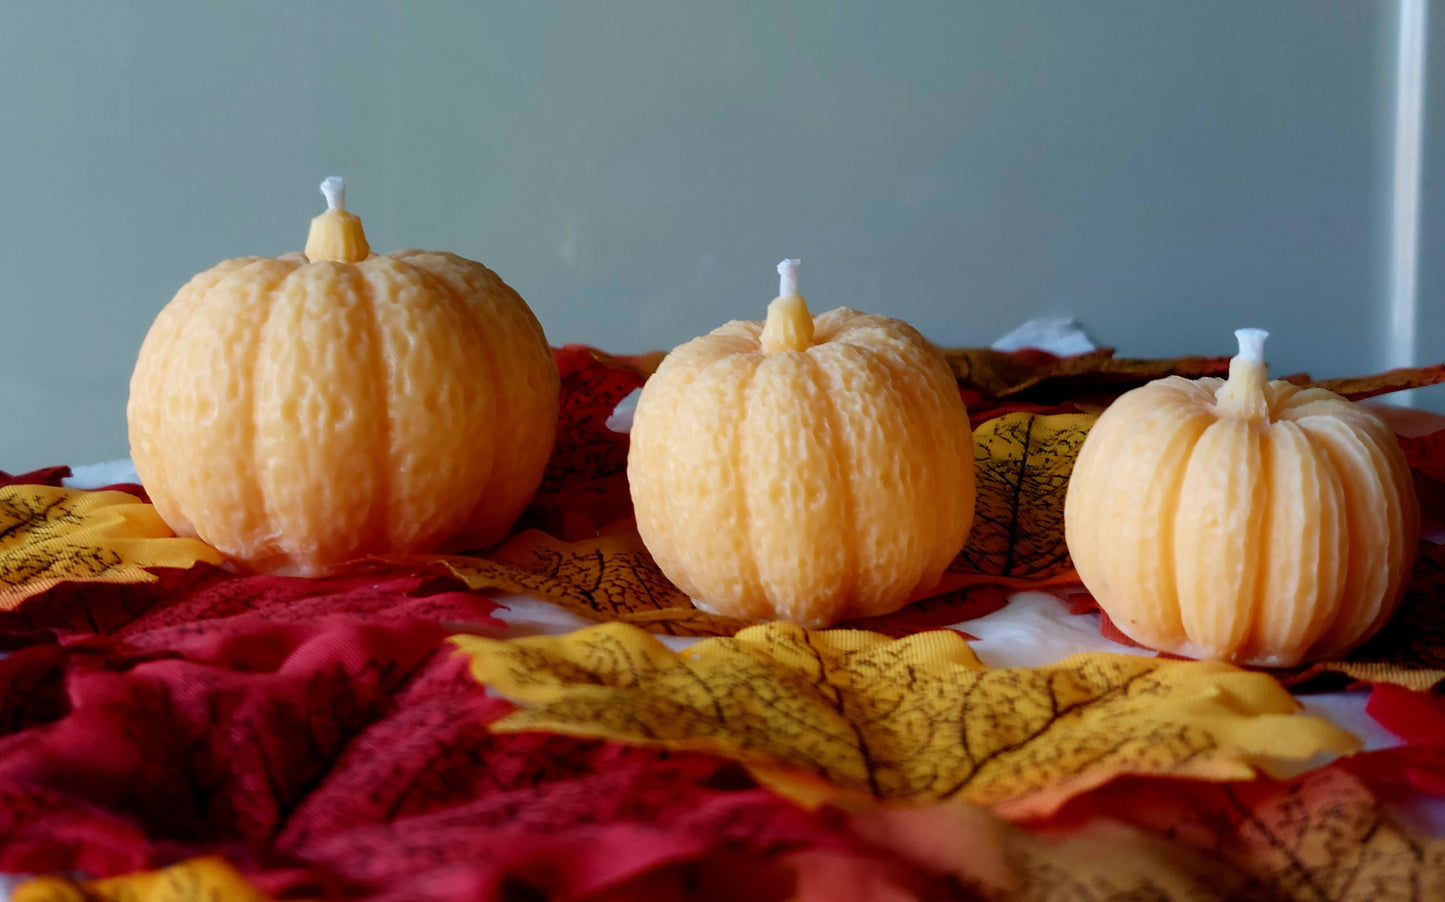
top-left (628, 260), bottom-right (976, 628)
top-left (1064, 329), bottom-right (1420, 666)
top-left (128, 177), bottom-right (559, 576)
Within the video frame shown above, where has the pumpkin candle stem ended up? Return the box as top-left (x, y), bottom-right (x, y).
top-left (305, 176), bottom-right (371, 263)
top-left (1215, 327), bottom-right (1271, 420)
top-left (760, 258), bottom-right (815, 353)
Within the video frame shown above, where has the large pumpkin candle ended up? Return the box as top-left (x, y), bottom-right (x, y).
top-left (128, 177), bottom-right (560, 576)
top-left (628, 259), bottom-right (976, 628)
top-left (1064, 328), bottom-right (1420, 666)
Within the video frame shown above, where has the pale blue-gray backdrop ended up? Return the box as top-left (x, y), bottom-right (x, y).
top-left (1, 1), bottom-right (1440, 470)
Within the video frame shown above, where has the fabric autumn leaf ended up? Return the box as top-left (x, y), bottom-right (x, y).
top-left (1309, 362), bottom-right (1445, 401)
top-left (953, 412), bottom-right (1095, 584)
top-left (13, 857), bottom-right (270, 902)
top-left (844, 802), bottom-right (1267, 902)
top-left (0, 485), bottom-right (222, 608)
top-left (536, 345), bottom-right (652, 494)
top-left (0, 565), bottom-right (501, 643)
top-left (0, 612), bottom-right (859, 902)
top-left (0, 466), bottom-right (72, 490)
top-left (427, 529), bottom-right (755, 637)
top-left (453, 621), bottom-right (1358, 818)
top-left (943, 346), bottom-right (1232, 415)
top-left (1038, 767), bottom-right (1445, 902)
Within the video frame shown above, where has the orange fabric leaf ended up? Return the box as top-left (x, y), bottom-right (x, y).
top-left (0, 485), bottom-right (222, 609)
top-left (13, 856), bottom-right (272, 902)
top-left (452, 622), bottom-right (1358, 819)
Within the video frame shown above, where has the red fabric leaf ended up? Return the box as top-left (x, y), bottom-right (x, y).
top-left (1366, 683), bottom-right (1445, 744)
top-left (1337, 744), bottom-right (1445, 798)
top-left (538, 346), bottom-right (649, 495)
top-left (0, 609), bottom-right (856, 901)
top-left (0, 466), bottom-right (71, 489)
top-left (0, 568), bottom-right (502, 644)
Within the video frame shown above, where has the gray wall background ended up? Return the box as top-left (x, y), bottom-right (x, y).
top-left (1, 0), bottom-right (1440, 471)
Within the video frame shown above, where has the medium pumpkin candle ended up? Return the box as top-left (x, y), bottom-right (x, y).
top-left (127, 177), bottom-right (560, 576)
top-left (1063, 328), bottom-right (1420, 666)
top-left (628, 259), bottom-right (977, 628)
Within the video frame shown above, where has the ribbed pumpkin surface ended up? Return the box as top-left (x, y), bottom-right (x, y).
top-left (628, 307), bottom-right (975, 628)
top-left (1064, 373), bottom-right (1419, 667)
top-left (128, 250), bottom-right (559, 576)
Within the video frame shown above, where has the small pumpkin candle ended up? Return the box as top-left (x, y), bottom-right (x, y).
top-left (1063, 328), bottom-right (1420, 666)
top-left (628, 259), bottom-right (976, 627)
top-left (128, 177), bottom-right (560, 576)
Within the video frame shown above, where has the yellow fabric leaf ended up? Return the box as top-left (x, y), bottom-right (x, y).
top-left (452, 621), bottom-right (1359, 819)
top-left (0, 485), bottom-right (223, 609)
top-left (12, 856), bottom-right (272, 902)
top-left (953, 412), bottom-right (1095, 583)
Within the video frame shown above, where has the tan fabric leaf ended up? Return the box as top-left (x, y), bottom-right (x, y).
top-left (422, 530), bottom-right (754, 637)
top-left (1039, 767), bottom-right (1445, 902)
top-left (846, 802), bottom-right (1266, 901)
top-left (0, 485), bottom-right (223, 609)
top-left (943, 347), bottom-right (1230, 402)
top-left (953, 412), bottom-right (1095, 583)
top-left (452, 622), bottom-right (1358, 819)
top-left (1309, 362), bottom-right (1445, 401)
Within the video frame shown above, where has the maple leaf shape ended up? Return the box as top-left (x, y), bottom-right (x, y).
top-left (453, 621), bottom-right (1358, 818)
top-left (0, 486), bottom-right (221, 608)
top-left (1041, 767), bottom-right (1445, 902)
top-left (953, 412), bottom-right (1095, 584)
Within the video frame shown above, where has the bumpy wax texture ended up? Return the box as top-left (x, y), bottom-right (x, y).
top-left (1064, 377), bottom-right (1420, 667)
top-left (128, 251), bottom-right (559, 576)
top-left (628, 309), bottom-right (976, 627)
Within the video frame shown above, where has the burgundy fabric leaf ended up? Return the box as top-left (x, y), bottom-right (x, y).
top-left (0, 613), bottom-right (856, 901)
top-left (536, 346), bottom-right (649, 496)
top-left (0, 568), bottom-right (502, 649)
top-left (110, 572), bottom-right (503, 652)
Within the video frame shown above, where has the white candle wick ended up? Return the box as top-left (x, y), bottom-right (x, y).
top-left (320, 176), bottom-right (346, 212)
top-left (1234, 328), bottom-right (1269, 365)
top-left (777, 258), bottom-right (801, 297)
